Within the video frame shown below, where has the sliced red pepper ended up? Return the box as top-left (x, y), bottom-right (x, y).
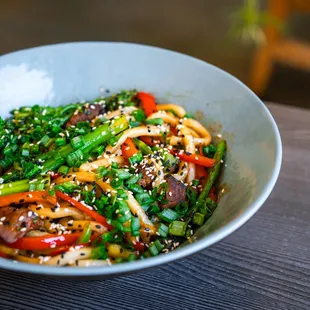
top-left (209, 186), bottom-right (217, 202)
top-left (170, 149), bottom-right (215, 168)
top-left (8, 233), bottom-right (81, 250)
top-left (136, 92), bottom-right (157, 116)
top-left (133, 241), bottom-right (145, 253)
top-left (0, 191), bottom-right (56, 208)
top-left (196, 165), bottom-right (208, 186)
top-left (48, 233), bottom-right (99, 256)
top-left (121, 138), bottom-right (139, 159)
top-left (55, 191), bottom-right (113, 230)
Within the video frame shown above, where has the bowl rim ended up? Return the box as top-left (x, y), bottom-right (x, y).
top-left (0, 41), bottom-right (282, 277)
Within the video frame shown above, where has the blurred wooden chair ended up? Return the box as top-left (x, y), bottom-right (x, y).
top-left (250, 0), bottom-right (310, 95)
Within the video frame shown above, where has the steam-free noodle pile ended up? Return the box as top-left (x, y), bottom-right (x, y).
top-left (0, 90), bottom-right (226, 266)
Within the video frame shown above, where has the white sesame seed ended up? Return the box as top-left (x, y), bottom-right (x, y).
top-left (19, 216), bottom-right (25, 221)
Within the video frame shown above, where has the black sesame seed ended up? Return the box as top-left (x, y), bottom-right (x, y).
top-left (95, 225), bottom-right (101, 229)
top-left (19, 199), bottom-right (25, 203)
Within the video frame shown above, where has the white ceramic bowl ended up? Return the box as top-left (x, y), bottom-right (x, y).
top-left (0, 42), bottom-right (282, 278)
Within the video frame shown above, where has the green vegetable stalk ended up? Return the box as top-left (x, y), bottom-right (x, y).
top-left (187, 139), bottom-right (226, 222)
top-left (196, 139), bottom-right (226, 211)
top-left (0, 175), bottom-right (50, 196)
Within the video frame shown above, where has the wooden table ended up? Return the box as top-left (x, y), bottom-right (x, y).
top-left (0, 103), bottom-right (309, 310)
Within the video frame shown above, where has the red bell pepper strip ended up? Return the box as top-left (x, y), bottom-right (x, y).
top-left (0, 191), bottom-right (56, 207)
top-left (209, 186), bottom-right (217, 202)
top-left (48, 233), bottom-right (99, 256)
top-left (136, 92), bottom-right (157, 116)
top-left (170, 149), bottom-right (215, 168)
top-left (8, 233), bottom-right (81, 250)
top-left (196, 165), bottom-right (208, 186)
top-left (121, 138), bottom-right (139, 159)
top-left (55, 191), bottom-right (113, 230)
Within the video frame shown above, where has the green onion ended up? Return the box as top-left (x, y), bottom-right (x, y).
top-left (91, 245), bottom-right (108, 259)
top-left (192, 179), bottom-right (200, 187)
top-left (71, 135), bottom-right (84, 150)
top-left (135, 192), bottom-right (154, 205)
top-left (90, 145), bottom-right (105, 158)
top-left (125, 174), bottom-right (142, 185)
top-left (133, 138), bottom-right (153, 155)
top-left (157, 223), bottom-right (169, 238)
top-left (57, 165), bottom-right (69, 175)
top-left (116, 221), bottom-right (131, 233)
top-left (118, 201), bottom-right (132, 223)
top-left (55, 137), bottom-right (66, 147)
top-left (21, 143), bottom-right (30, 157)
top-left (29, 182), bottom-right (45, 191)
top-left (148, 243), bottom-right (159, 256)
top-left (193, 212), bottom-right (205, 226)
top-left (96, 166), bottom-right (109, 179)
top-left (111, 178), bottom-right (123, 189)
top-left (175, 202), bottom-right (189, 216)
top-left (3, 144), bottom-right (18, 156)
top-left (30, 144), bottom-right (40, 154)
top-left (54, 182), bottom-right (80, 194)
top-left (205, 198), bottom-right (218, 212)
top-left (77, 223), bottom-right (92, 243)
top-left (146, 118), bottom-right (164, 126)
top-left (40, 135), bottom-right (54, 148)
top-left (116, 189), bottom-right (128, 199)
top-left (129, 152), bottom-right (143, 165)
top-left (169, 220), bottom-right (187, 236)
top-left (66, 149), bottom-right (85, 167)
top-left (147, 204), bottom-right (160, 214)
top-left (153, 239), bottom-right (164, 252)
top-left (202, 144), bottom-right (217, 158)
top-left (51, 125), bottom-right (61, 134)
top-left (114, 169), bottom-right (131, 180)
top-left (127, 254), bottom-right (136, 262)
top-left (127, 184), bottom-right (144, 194)
top-left (158, 209), bottom-right (179, 222)
top-left (111, 162), bottom-right (119, 169)
top-left (131, 217), bottom-right (141, 236)
top-left (131, 109), bottom-right (146, 123)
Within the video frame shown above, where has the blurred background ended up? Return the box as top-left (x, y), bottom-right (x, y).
top-left (0, 0), bottom-right (309, 108)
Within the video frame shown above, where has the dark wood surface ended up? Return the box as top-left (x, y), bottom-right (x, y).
top-left (0, 103), bottom-right (309, 310)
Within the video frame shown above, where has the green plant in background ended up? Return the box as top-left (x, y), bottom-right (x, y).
top-left (230, 0), bottom-right (284, 45)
